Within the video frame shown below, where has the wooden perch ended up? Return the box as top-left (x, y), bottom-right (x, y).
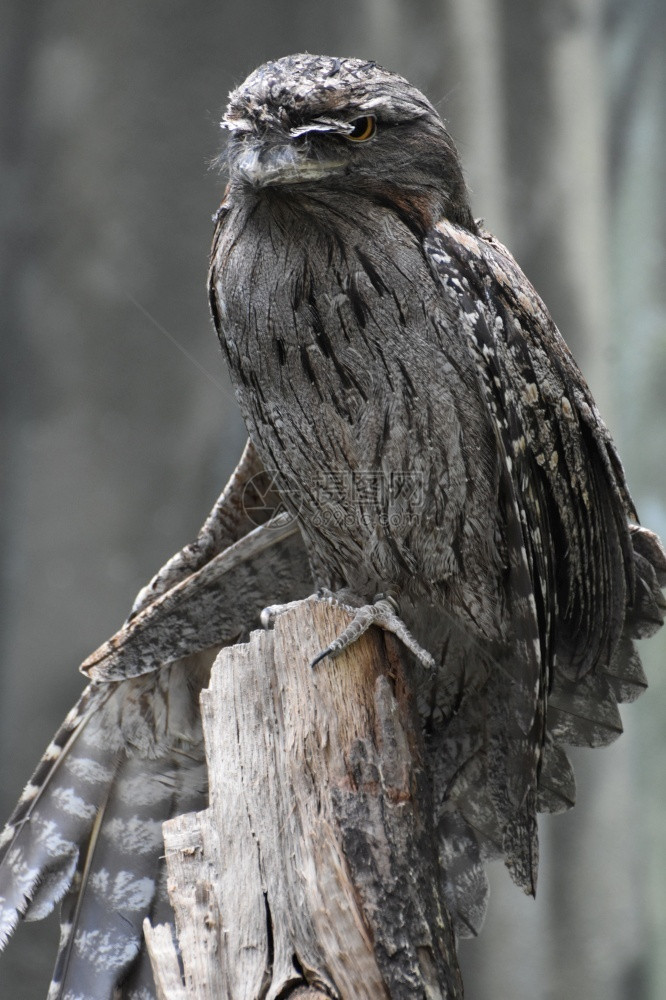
top-left (145, 599), bottom-right (463, 999)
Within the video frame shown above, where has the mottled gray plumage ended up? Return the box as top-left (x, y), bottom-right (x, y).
top-left (1, 52), bottom-right (664, 1000)
top-left (209, 53), bottom-right (666, 924)
top-left (0, 460), bottom-right (312, 999)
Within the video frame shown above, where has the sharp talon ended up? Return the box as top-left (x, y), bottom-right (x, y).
top-left (260, 598), bottom-right (305, 628)
top-left (310, 648), bottom-right (331, 668)
top-left (264, 591), bottom-right (435, 670)
top-left (310, 594), bottom-right (436, 671)
top-left (260, 606), bottom-right (274, 628)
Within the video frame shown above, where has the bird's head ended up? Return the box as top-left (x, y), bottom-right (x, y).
top-left (221, 54), bottom-right (476, 233)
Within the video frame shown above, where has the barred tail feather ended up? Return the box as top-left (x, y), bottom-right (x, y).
top-left (0, 685), bottom-right (119, 946)
top-left (0, 509), bottom-right (312, 995)
top-left (1, 652), bottom-right (212, 999)
top-left (48, 741), bottom-right (206, 1000)
top-left (121, 869), bottom-right (174, 1000)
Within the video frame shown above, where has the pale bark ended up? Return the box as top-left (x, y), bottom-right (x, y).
top-left (2, 4), bottom-right (663, 998)
top-left (147, 599), bottom-right (462, 1000)
top-left (143, 922), bottom-right (188, 1000)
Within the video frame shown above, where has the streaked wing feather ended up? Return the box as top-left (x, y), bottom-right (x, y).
top-left (82, 516), bottom-right (309, 683)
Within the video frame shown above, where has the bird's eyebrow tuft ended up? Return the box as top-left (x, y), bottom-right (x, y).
top-left (289, 116), bottom-right (356, 138)
top-left (221, 117), bottom-right (253, 133)
top-left (361, 96), bottom-right (386, 110)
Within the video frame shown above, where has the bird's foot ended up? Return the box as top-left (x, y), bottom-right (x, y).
top-left (260, 597), bottom-right (309, 628)
top-left (262, 590), bottom-right (435, 670)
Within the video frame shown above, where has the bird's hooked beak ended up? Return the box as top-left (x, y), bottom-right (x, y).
top-left (223, 117), bottom-right (347, 189)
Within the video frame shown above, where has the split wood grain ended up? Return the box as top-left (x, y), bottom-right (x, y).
top-left (147, 598), bottom-right (462, 999)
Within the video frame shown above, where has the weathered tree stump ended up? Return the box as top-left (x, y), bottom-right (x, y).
top-left (145, 599), bottom-right (462, 999)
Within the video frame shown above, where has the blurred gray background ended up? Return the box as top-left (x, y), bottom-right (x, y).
top-left (1, 1), bottom-right (665, 997)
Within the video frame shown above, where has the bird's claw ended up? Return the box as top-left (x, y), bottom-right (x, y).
top-left (261, 591), bottom-right (436, 670)
top-left (311, 594), bottom-right (436, 670)
top-left (260, 588), bottom-right (347, 628)
top-left (260, 598), bottom-right (305, 629)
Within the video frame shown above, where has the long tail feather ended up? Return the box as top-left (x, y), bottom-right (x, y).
top-left (0, 685), bottom-right (119, 944)
top-left (49, 723), bottom-right (207, 1000)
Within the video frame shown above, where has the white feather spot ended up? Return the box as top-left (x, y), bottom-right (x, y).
top-left (104, 815), bottom-right (164, 855)
top-left (91, 869), bottom-right (155, 911)
top-left (52, 787), bottom-right (98, 821)
top-left (3, 850), bottom-right (41, 899)
top-left (33, 817), bottom-right (79, 859)
top-left (65, 756), bottom-right (114, 785)
top-left (74, 927), bottom-right (139, 971)
top-left (0, 824), bottom-right (15, 849)
top-left (18, 782), bottom-right (40, 805)
top-left (43, 742), bottom-right (63, 763)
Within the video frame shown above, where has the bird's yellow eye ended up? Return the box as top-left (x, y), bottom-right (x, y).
top-left (347, 116), bottom-right (377, 142)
